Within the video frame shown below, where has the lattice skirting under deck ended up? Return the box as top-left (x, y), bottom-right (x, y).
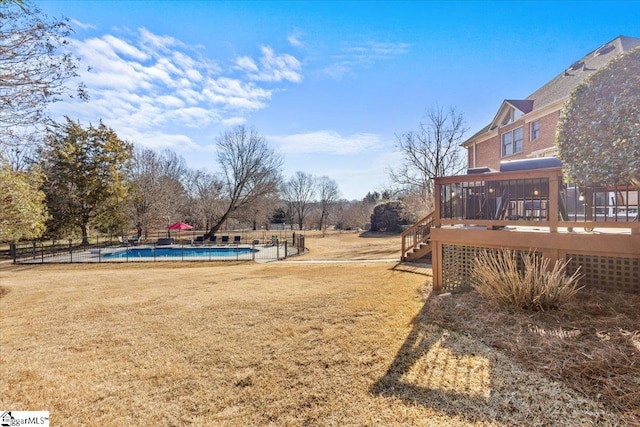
top-left (441, 244), bottom-right (639, 294)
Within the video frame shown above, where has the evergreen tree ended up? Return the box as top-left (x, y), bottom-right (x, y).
top-left (41, 117), bottom-right (133, 243)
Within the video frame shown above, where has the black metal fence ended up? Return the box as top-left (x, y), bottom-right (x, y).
top-left (11, 233), bottom-right (307, 264)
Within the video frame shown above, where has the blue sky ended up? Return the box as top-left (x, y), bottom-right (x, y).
top-left (38, 0), bottom-right (640, 200)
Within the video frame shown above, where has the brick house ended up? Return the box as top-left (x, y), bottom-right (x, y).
top-left (462, 35), bottom-right (640, 170)
top-left (402, 36), bottom-right (640, 294)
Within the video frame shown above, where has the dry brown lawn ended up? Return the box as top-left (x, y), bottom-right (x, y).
top-left (0, 232), bottom-right (628, 426)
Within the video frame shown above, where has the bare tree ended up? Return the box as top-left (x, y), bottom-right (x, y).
top-left (184, 168), bottom-right (223, 231)
top-left (0, 0), bottom-right (86, 134)
top-left (281, 171), bottom-right (317, 230)
top-left (207, 125), bottom-right (282, 236)
top-left (316, 176), bottom-right (340, 234)
top-left (128, 149), bottom-right (188, 240)
top-left (389, 106), bottom-right (468, 204)
top-left (334, 199), bottom-right (372, 231)
top-left (0, 126), bottom-right (40, 170)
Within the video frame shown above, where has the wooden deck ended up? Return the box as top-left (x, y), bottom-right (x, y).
top-left (402, 166), bottom-right (640, 293)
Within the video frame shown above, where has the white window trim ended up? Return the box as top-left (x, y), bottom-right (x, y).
top-left (530, 120), bottom-right (540, 141)
top-left (501, 127), bottom-right (524, 157)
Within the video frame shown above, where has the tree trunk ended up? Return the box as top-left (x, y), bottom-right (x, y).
top-left (81, 224), bottom-right (89, 246)
top-left (206, 211), bottom-right (230, 238)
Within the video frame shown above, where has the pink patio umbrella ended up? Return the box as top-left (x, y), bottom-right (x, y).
top-left (167, 222), bottom-right (193, 231)
top-left (167, 222), bottom-right (193, 239)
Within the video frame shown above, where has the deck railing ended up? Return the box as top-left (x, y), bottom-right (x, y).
top-left (401, 211), bottom-right (434, 261)
top-left (434, 167), bottom-right (639, 233)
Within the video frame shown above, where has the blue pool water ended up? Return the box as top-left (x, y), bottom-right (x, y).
top-left (102, 246), bottom-right (256, 259)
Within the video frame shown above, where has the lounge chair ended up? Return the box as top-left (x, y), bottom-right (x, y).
top-left (118, 236), bottom-right (129, 246)
top-left (209, 235), bottom-right (217, 244)
top-left (233, 235), bottom-right (241, 244)
top-left (221, 235), bottom-right (229, 244)
top-left (194, 236), bottom-right (205, 245)
top-left (157, 237), bottom-right (173, 246)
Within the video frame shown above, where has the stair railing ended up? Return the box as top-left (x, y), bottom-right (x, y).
top-left (401, 211), bottom-right (434, 261)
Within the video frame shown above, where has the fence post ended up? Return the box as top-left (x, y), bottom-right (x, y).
top-left (41, 241), bottom-right (44, 263)
top-left (252, 242), bottom-right (255, 261)
top-left (284, 240), bottom-right (288, 259)
top-left (276, 239), bottom-right (280, 260)
top-left (69, 239), bottom-right (73, 263)
top-left (10, 242), bottom-right (16, 264)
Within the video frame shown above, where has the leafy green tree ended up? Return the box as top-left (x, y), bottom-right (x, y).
top-left (271, 207), bottom-right (287, 224)
top-left (369, 201), bottom-right (411, 233)
top-left (40, 118), bottom-right (133, 244)
top-left (556, 46), bottom-right (640, 186)
top-left (0, 161), bottom-right (48, 241)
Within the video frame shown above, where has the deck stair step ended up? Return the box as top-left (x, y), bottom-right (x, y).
top-left (401, 211), bottom-right (435, 262)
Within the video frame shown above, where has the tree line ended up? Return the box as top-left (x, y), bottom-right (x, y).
top-left (3, 114), bottom-right (390, 243)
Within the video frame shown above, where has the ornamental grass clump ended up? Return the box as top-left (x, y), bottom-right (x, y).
top-left (472, 249), bottom-right (583, 311)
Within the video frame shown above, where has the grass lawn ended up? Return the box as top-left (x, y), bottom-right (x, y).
top-left (0, 231), bottom-right (633, 426)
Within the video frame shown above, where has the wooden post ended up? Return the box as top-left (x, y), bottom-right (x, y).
top-left (549, 173), bottom-right (559, 233)
top-left (543, 248), bottom-right (559, 271)
top-left (432, 241), bottom-right (442, 293)
top-left (434, 177), bottom-right (442, 228)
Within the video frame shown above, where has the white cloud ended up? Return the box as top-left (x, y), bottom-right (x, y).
top-left (53, 27), bottom-right (302, 153)
top-left (237, 46), bottom-right (302, 83)
top-left (324, 39), bottom-right (410, 79)
top-left (235, 56), bottom-right (259, 73)
top-left (102, 34), bottom-right (149, 61)
top-left (287, 29), bottom-right (305, 48)
top-left (322, 63), bottom-right (351, 80)
top-left (138, 27), bottom-right (183, 51)
top-left (70, 19), bottom-right (97, 30)
top-left (269, 130), bottom-right (383, 155)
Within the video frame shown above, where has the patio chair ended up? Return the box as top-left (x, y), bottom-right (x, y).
top-left (221, 235), bottom-right (229, 244)
top-left (194, 235), bottom-right (205, 245)
top-left (209, 235), bottom-right (217, 244)
top-left (233, 235), bottom-right (241, 244)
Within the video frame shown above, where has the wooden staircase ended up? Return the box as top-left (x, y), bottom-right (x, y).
top-left (401, 211), bottom-right (434, 262)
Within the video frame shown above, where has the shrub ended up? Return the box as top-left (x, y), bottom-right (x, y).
top-left (369, 201), bottom-right (412, 232)
top-left (472, 249), bottom-right (583, 311)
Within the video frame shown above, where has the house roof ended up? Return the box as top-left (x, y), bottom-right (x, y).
top-left (505, 99), bottom-right (534, 114)
top-left (463, 35), bottom-right (640, 147)
top-left (486, 99), bottom-right (535, 131)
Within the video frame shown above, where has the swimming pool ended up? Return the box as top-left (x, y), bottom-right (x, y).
top-left (102, 246), bottom-right (257, 260)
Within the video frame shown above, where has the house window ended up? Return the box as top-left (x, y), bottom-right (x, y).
top-left (502, 127), bottom-right (523, 157)
top-left (530, 120), bottom-right (540, 141)
top-left (501, 110), bottom-right (514, 126)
